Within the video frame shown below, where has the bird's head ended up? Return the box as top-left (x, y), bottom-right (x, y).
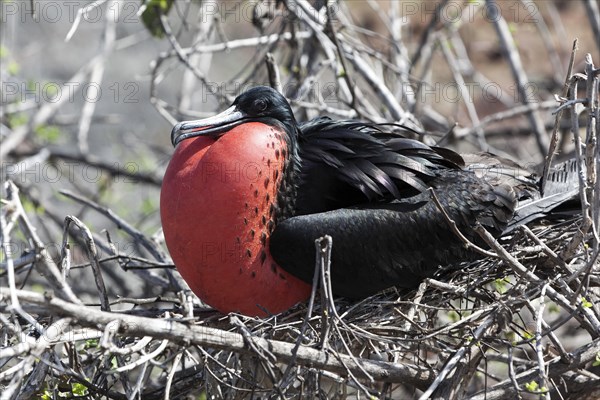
top-left (171, 86), bottom-right (298, 146)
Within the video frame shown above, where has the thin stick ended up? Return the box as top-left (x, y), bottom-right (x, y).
top-left (63, 215), bottom-right (110, 312)
top-left (265, 53), bottom-right (283, 94)
top-left (538, 38), bottom-right (577, 195)
top-left (487, 0), bottom-right (549, 156)
top-left (0, 288), bottom-right (436, 388)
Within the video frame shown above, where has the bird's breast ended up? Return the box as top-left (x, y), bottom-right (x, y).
top-left (160, 122), bottom-right (310, 316)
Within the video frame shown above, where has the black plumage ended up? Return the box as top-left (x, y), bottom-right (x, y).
top-left (171, 86), bottom-right (580, 299)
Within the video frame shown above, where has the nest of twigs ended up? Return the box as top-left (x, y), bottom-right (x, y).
top-left (1, 182), bottom-right (599, 400)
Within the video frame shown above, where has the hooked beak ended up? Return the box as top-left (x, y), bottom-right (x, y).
top-left (171, 106), bottom-right (247, 146)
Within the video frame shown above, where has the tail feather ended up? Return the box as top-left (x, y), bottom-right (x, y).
top-left (504, 159), bottom-right (581, 234)
top-left (542, 158), bottom-right (580, 195)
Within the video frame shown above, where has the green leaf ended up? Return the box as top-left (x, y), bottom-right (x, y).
top-left (593, 352), bottom-right (600, 367)
top-left (22, 197), bottom-right (44, 214)
top-left (493, 278), bottom-right (509, 294)
top-left (548, 302), bottom-right (559, 313)
top-left (71, 382), bottom-right (88, 396)
top-left (7, 60), bottom-right (20, 75)
top-left (521, 330), bottom-right (534, 340)
top-left (141, 197), bottom-right (156, 214)
top-left (84, 339), bottom-right (99, 350)
top-left (504, 331), bottom-right (516, 344)
top-left (141, 0), bottom-right (174, 38)
top-left (581, 297), bottom-right (593, 308)
top-left (8, 112), bottom-right (28, 128)
top-left (34, 124), bottom-right (62, 143)
top-left (524, 380), bottom-right (539, 392)
top-left (448, 310), bottom-right (459, 323)
top-left (31, 284), bottom-right (46, 294)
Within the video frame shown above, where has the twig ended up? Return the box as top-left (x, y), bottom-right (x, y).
top-left (454, 101), bottom-right (557, 140)
top-left (63, 215), bottom-right (110, 312)
top-left (520, 0), bottom-right (565, 83)
top-left (520, 225), bottom-right (567, 268)
top-left (418, 313), bottom-right (497, 399)
top-left (439, 34), bottom-right (486, 150)
top-left (487, 0), bottom-right (549, 156)
top-left (325, 5), bottom-right (358, 113)
top-left (164, 350), bottom-right (183, 400)
top-left (9, 146), bottom-right (163, 186)
top-left (278, 236), bottom-right (327, 394)
top-left (113, 339), bottom-right (169, 373)
top-left (59, 190), bottom-right (165, 263)
top-left (561, 73), bottom-right (595, 261)
top-left (76, 0), bottom-right (119, 154)
top-left (584, 0), bottom-right (600, 54)
top-left (344, 49), bottom-right (411, 126)
top-left (532, 284), bottom-right (550, 399)
top-left (0, 288), bottom-right (436, 388)
top-left (265, 53), bottom-right (283, 94)
top-left (475, 224), bottom-right (600, 335)
top-left (466, 338), bottom-right (600, 400)
top-left (3, 181), bottom-right (80, 304)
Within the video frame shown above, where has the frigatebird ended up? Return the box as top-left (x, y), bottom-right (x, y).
top-left (161, 86), bottom-right (579, 316)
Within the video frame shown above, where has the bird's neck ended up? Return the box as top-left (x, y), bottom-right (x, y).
top-left (273, 127), bottom-right (302, 223)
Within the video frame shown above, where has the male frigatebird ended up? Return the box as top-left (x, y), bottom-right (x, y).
top-left (161, 86), bottom-right (578, 316)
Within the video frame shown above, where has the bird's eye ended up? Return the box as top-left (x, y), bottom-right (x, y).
top-left (254, 99), bottom-right (268, 112)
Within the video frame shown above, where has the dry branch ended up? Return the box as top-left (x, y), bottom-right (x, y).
top-left (2, 2), bottom-right (599, 399)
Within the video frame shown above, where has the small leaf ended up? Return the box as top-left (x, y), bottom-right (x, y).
top-left (493, 278), bottom-right (509, 293)
top-left (141, 198), bottom-right (156, 214)
top-left (524, 380), bottom-right (539, 392)
top-left (84, 339), bottom-right (99, 350)
top-left (35, 124), bottom-right (62, 143)
top-left (141, 0), bottom-right (174, 38)
top-left (8, 60), bottom-right (20, 75)
top-left (71, 382), bottom-right (88, 396)
top-left (8, 112), bottom-right (28, 128)
top-left (581, 297), bottom-right (593, 308)
top-left (448, 310), bottom-right (459, 323)
top-left (32, 284), bottom-right (46, 294)
top-left (504, 331), bottom-right (516, 343)
top-left (593, 352), bottom-right (600, 367)
top-left (548, 302), bottom-right (559, 313)
top-left (521, 330), bottom-right (534, 340)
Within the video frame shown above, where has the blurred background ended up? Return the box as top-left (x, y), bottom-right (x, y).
top-left (1, 1), bottom-right (600, 397)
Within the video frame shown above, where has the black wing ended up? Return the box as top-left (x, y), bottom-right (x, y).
top-left (276, 117), bottom-right (581, 297)
top-left (293, 118), bottom-right (464, 215)
top-left (271, 168), bottom-right (518, 298)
